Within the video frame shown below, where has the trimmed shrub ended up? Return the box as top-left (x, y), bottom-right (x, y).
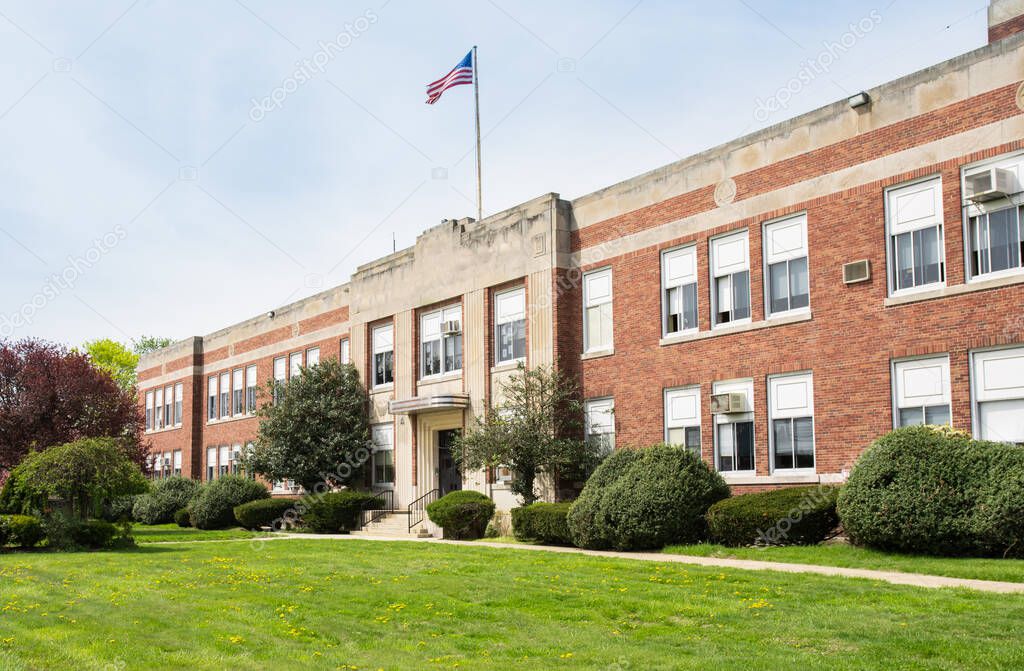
top-left (235, 498), bottom-right (299, 530)
top-left (706, 486), bottom-right (839, 547)
top-left (2, 514), bottom-right (43, 548)
top-left (133, 477), bottom-right (202, 525)
top-left (174, 508), bottom-right (192, 528)
top-left (511, 502), bottom-right (573, 545)
top-left (837, 425), bottom-right (1024, 557)
top-left (426, 491), bottom-right (495, 540)
top-left (568, 445), bottom-right (730, 551)
top-left (190, 477), bottom-right (270, 530)
top-left (70, 519), bottom-right (118, 549)
top-left (301, 491), bottom-right (382, 533)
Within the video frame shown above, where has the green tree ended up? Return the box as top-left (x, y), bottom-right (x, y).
top-left (132, 336), bottom-right (174, 356)
top-left (243, 358), bottom-right (370, 493)
top-left (455, 364), bottom-right (599, 505)
top-left (82, 339), bottom-right (138, 390)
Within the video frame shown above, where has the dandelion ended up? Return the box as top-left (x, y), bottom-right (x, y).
top-left (229, 635), bottom-right (244, 644)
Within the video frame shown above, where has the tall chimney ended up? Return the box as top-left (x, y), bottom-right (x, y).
top-left (989, 0), bottom-right (1024, 42)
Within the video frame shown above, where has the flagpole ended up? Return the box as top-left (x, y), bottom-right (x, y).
top-left (473, 45), bottom-right (482, 222)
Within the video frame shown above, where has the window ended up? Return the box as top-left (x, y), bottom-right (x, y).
top-left (662, 247), bottom-right (698, 336)
top-left (972, 347), bottom-right (1024, 445)
top-left (273, 357), bottom-right (286, 404)
top-left (218, 446), bottom-right (230, 477)
top-left (208, 375), bottom-right (217, 420)
top-left (494, 287), bottom-right (526, 364)
top-left (232, 369), bottom-right (244, 416)
top-left (172, 450), bottom-right (182, 477)
top-left (173, 383), bottom-right (183, 426)
top-left (163, 385), bottom-right (172, 429)
top-left (714, 379), bottom-right (754, 472)
top-left (764, 214), bottom-right (809, 316)
top-left (964, 156), bottom-right (1023, 279)
top-left (711, 231), bottom-right (751, 326)
top-left (371, 423), bottom-right (395, 486)
top-left (585, 398), bottom-right (615, 454)
top-left (289, 352), bottom-right (302, 379)
top-left (219, 372), bottom-right (230, 419)
top-left (886, 177), bottom-right (945, 293)
top-left (494, 465), bottom-right (514, 484)
top-left (246, 365), bottom-right (257, 414)
top-left (892, 356), bottom-right (951, 428)
top-left (583, 268), bottom-right (613, 352)
top-left (421, 305), bottom-right (462, 378)
top-left (768, 372), bottom-right (815, 471)
top-left (145, 391), bottom-right (154, 431)
top-left (306, 347), bottom-right (320, 367)
top-left (206, 447), bottom-right (216, 481)
top-left (230, 444), bottom-right (242, 475)
top-left (373, 323), bottom-right (394, 387)
top-left (665, 386), bottom-right (701, 455)
top-left (340, 338), bottom-right (350, 364)
top-left (154, 388), bottom-right (164, 429)
top-left (244, 442), bottom-right (256, 479)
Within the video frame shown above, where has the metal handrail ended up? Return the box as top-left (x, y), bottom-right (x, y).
top-left (359, 488), bottom-right (395, 529)
top-left (407, 488), bottom-right (440, 532)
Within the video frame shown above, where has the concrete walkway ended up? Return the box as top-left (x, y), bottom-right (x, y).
top-left (263, 533), bottom-right (1024, 595)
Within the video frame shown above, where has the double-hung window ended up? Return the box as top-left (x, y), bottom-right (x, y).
top-left (764, 214), bottom-right (809, 316)
top-left (163, 386), bottom-right (172, 429)
top-left (662, 247), bottom-right (698, 336)
top-left (232, 369), bottom-right (244, 416)
top-left (154, 388), bottom-right (164, 429)
top-left (373, 323), bottom-right (394, 387)
top-left (208, 376), bottom-right (217, 420)
top-left (218, 446), bottom-right (230, 477)
top-left (713, 379), bottom-right (754, 473)
top-left (971, 346), bottom-right (1024, 445)
top-left (421, 305), bottom-right (463, 378)
top-left (964, 158), bottom-right (1023, 279)
top-left (246, 365), bottom-right (257, 414)
top-left (206, 447), bottom-right (216, 481)
top-left (340, 338), bottom-right (350, 364)
top-left (219, 372), bottom-right (230, 419)
top-left (665, 386), bottom-right (701, 455)
top-left (892, 356), bottom-right (951, 427)
top-left (494, 288), bottom-right (526, 364)
top-left (371, 423), bottom-right (395, 487)
top-left (273, 357), bottom-right (286, 404)
top-left (145, 391), bottom-right (154, 431)
top-left (289, 352), bottom-right (302, 379)
top-left (886, 177), bottom-right (945, 293)
top-left (306, 347), bottom-right (320, 367)
top-left (768, 372), bottom-right (815, 471)
top-left (173, 383), bottom-right (183, 426)
top-left (711, 231), bottom-right (751, 326)
top-left (172, 450), bottom-right (182, 477)
top-left (585, 398), bottom-right (615, 454)
top-left (583, 268), bottom-right (613, 352)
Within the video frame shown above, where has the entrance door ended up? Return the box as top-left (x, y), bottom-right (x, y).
top-left (437, 429), bottom-right (462, 495)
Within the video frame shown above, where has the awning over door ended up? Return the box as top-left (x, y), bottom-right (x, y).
top-left (388, 393), bottom-right (471, 415)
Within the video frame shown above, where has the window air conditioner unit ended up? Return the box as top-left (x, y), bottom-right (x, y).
top-left (441, 320), bottom-right (461, 335)
top-left (710, 392), bottom-right (747, 414)
top-left (965, 167), bottom-right (1018, 203)
top-left (843, 259), bottom-right (871, 284)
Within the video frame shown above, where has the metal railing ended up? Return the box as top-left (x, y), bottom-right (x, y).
top-left (407, 488), bottom-right (440, 533)
top-left (359, 489), bottom-right (395, 529)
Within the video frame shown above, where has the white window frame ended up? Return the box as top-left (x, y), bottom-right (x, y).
top-left (585, 397), bottom-right (615, 454)
top-left (207, 375), bottom-right (217, 421)
top-left (970, 345), bottom-right (1024, 445)
top-left (891, 355), bottom-right (952, 429)
top-left (494, 287), bottom-right (526, 365)
top-left (710, 230), bottom-right (752, 328)
top-left (273, 356), bottom-right (286, 404)
top-left (420, 304), bottom-right (463, 379)
top-left (163, 385), bottom-right (172, 429)
top-left (583, 267), bottom-right (613, 353)
top-left (206, 446), bottom-right (217, 481)
top-left (664, 386), bottom-right (701, 455)
top-left (884, 176), bottom-right (946, 296)
top-left (232, 368), bottom-right (244, 416)
top-left (661, 246), bottom-right (699, 337)
top-left (767, 372), bottom-right (816, 473)
top-left (340, 338), bottom-right (351, 365)
top-left (962, 152), bottom-right (1024, 282)
top-left (372, 323), bottom-right (394, 388)
top-left (371, 423), bottom-right (395, 488)
top-left (245, 364), bottom-right (257, 414)
top-left (713, 379), bottom-right (755, 474)
top-left (145, 391), bottom-right (154, 432)
top-left (172, 449), bottom-right (182, 477)
top-left (306, 347), bottom-right (320, 367)
top-left (219, 372), bottom-right (230, 420)
top-left (218, 445), bottom-right (230, 477)
top-left (762, 213), bottom-right (810, 318)
top-left (289, 352), bottom-right (303, 379)
top-left (154, 387), bottom-right (164, 429)
top-left (173, 382), bottom-right (183, 427)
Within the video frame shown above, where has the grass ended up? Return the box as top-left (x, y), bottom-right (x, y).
top-left (663, 543), bottom-right (1024, 584)
top-left (131, 524), bottom-right (271, 544)
top-left (1, 538), bottom-right (1023, 670)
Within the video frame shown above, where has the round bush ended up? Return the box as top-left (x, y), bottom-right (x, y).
top-left (511, 502), bottom-right (573, 545)
top-left (190, 476), bottom-right (270, 530)
top-left (426, 491), bottom-right (495, 540)
top-left (133, 477), bottom-right (202, 525)
top-left (568, 445), bottom-right (730, 551)
top-left (706, 486), bottom-right (839, 547)
top-left (70, 519), bottom-right (118, 549)
top-left (2, 514), bottom-right (44, 548)
top-left (235, 498), bottom-right (299, 530)
top-left (174, 508), bottom-right (192, 528)
top-left (837, 425), bottom-right (1024, 556)
top-left (301, 491), bottom-right (383, 533)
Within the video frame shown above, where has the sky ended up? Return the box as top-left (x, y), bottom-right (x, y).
top-left (0, 0), bottom-right (989, 347)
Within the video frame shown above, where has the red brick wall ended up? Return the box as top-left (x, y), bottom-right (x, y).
top-left (990, 14), bottom-right (1024, 42)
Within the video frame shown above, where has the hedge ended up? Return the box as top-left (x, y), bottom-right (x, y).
top-left (706, 486), bottom-right (839, 547)
top-left (838, 425), bottom-right (1024, 557)
top-left (426, 491), bottom-right (495, 540)
top-left (234, 498), bottom-right (299, 530)
top-left (511, 502), bottom-right (573, 545)
top-left (190, 477), bottom-right (270, 530)
top-left (301, 491), bottom-right (383, 533)
top-left (2, 514), bottom-right (44, 548)
top-left (133, 477), bottom-right (202, 525)
top-left (70, 519), bottom-right (118, 549)
top-left (568, 445), bottom-right (730, 551)
top-left (174, 508), bottom-right (192, 528)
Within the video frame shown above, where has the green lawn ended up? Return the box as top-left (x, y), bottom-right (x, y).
top-left (131, 524), bottom-right (270, 544)
top-left (1, 539), bottom-right (1023, 670)
top-left (663, 543), bottom-right (1024, 584)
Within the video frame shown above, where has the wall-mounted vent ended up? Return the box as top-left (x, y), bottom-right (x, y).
top-left (843, 259), bottom-right (871, 284)
top-left (710, 392), bottom-right (746, 414)
top-left (965, 167), bottom-right (1018, 203)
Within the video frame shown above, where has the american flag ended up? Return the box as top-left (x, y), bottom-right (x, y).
top-left (426, 50), bottom-right (474, 105)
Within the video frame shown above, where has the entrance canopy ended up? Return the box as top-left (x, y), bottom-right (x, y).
top-left (388, 393), bottom-right (471, 415)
